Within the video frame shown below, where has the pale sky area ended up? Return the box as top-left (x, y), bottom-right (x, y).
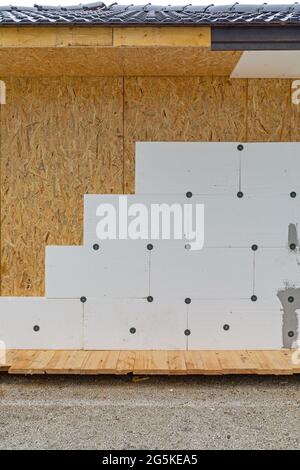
top-left (0, 0), bottom-right (295, 7)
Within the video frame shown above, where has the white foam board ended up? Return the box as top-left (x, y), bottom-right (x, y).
top-left (84, 297), bottom-right (187, 350)
top-left (187, 300), bottom-right (283, 350)
top-left (254, 248), bottom-right (300, 304)
top-left (240, 143), bottom-right (300, 196)
top-left (136, 142), bottom-right (300, 197)
top-left (135, 142), bottom-right (240, 196)
top-left (45, 245), bottom-right (150, 299)
top-left (150, 246), bottom-right (253, 300)
top-left (196, 194), bottom-right (293, 248)
top-left (0, 297), bottom-right (83, 349)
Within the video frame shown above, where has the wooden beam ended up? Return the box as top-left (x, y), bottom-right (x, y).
top-left (113, 26), bottom-right (211, 47)
top-left (0, 26), bottom-right (113, 47)
top-left (0, 26), bottom-right (211, 48)
top-left (0, 48), bottom-right (241, 77)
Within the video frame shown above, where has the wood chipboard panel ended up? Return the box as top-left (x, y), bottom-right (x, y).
top-left (0, 77), bottom-right (123, 296)
top-left (0, 48), bottom-right (241, 77)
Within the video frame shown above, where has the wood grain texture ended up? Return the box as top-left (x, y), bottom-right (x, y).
top-left (247, 350), bottom-right (293, 375)
top-left (4, 349), bottom-right (298, 375)
top-left (0, 27), bottom-right (113, 47)
top-left (290, 79), bottom-right (300, 141)
top-left (0, 349), bottom-right (19, 371)
top-left (247, 79), bottom-right (291, 141)
top-left (113, 26), bottom-right (210, 47)
top-left (124, 76), bottom-right (247, 192)
top-left (215, 351), bottom-right (257, 374)
top-left (116, 350), bottom-right (136, 374)
top-left (0, 26), bottom-right (209, 48)
top-left (134, 350), bottom-right (169, 374)
top-left (79, 351), bottom-right (120, 374)
top-left (0, 77), bottom-right (123, 295)
top-left (0, 47), bottom-right (241, 77)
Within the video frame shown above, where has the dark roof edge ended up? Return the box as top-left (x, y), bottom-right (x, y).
top-left (212, 25), bottom-right (300, 50)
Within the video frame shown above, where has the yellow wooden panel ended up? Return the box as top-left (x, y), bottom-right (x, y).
top-left (0, 26), bottom-right (209, 48)
top-left (282, 349), bottom-right (300, 373)
top-left (57, 27), bottom-right (113, 47)
top-left (0, 47), bottom-right (241, 77)
top-left (8, 350), bottom-right (39, 373)
top-left (0, 349), bottom-right (19, 370)
top-left (0, 77), bottom-right (123, 296)
top-left (0, 26), bottom-right (113, 47)
top-left (184, 351), bottom-right (205, 374)
top-left (9, 350), bottom-right (55, 374)
top-left (80, 351), bottom-right (120, 374)
top-left (167, 350), bottom-right (186, 374)
top-left (215, 351), bottom-right (258, 374)
top-left (43, 350), bottom-right (74, 374)
top-left (114, 26), bottom-right (210, 47)
top-left (134, 351), bottom-right (169, 374)
top-left (0, 27), bottom-right (58, 47)
top-left (247, 350), bottom-right (293, 375)
top-left (116, 350), bottom-right (136, 374)
top-left (197, 351), bottom-right (223, 374)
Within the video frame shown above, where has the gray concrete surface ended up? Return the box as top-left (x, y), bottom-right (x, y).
top-left (0, 374), bottom-right (299, 450)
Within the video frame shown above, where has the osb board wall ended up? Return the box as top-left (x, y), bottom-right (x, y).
top-left (0, 77), bottom-right (123, 295)
top-left (0, 77), bottom-right (298, 295)
top-left (0, 48), bottom-right (241, 77)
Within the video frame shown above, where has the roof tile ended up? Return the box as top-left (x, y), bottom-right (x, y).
top-left (0, 3), bottom-right (300, 25)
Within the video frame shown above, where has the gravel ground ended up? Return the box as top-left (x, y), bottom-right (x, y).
top-left (0, 374), bottom-right (299, 450)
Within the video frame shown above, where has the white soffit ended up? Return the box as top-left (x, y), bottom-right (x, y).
top-left (231, 51), bottom-right (300, 79)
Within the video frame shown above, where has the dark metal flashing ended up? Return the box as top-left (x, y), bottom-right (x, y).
top-left (212, 25), bottom-right (300, 50)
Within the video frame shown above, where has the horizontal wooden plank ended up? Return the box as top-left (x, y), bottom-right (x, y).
top-left (247, 350), bottom-right (293, 375)
top-left (282, 349), bottom-right (300, 373)
top-left (80, 351), bottom-right (120, 375)
top-left (9, 350), bottom-right (55, 374)
top-left (2, 349), bottom-right (300, 375)
top-left (167, 350), bottom-right (187, 375)
top-left (8, 350), bottom-right (40, 374)
top-left (134, 351), bottom-right (170, 375)
top-left (0, 48), bottom-right (240, 77)
top-left (116, 350), bottom-right (136, 374)
top-left (215, 351), bottom-right (260, 374)
top-left (0, 26), bottom-right (210, 49)
top-left (113, 26), bottom-right (211, 47)
top-left (0, 26), bottom-right (113, 47)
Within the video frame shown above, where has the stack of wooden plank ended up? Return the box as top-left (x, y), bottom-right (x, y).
top-left (0, 350), bottom-right (299, 376)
